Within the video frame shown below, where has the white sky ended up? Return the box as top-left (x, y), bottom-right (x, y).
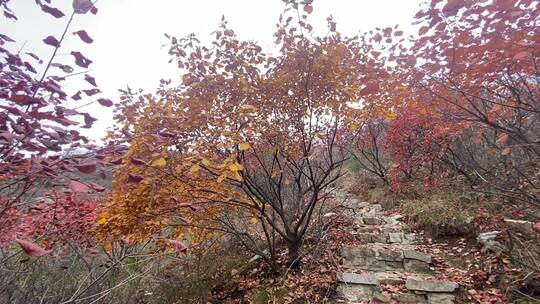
top-left (1, 1), bottom-right (421, 142)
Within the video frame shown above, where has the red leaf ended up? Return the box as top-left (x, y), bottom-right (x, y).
top-left (71, 51), bottom-right (93, 68)
top-left (110, 158), bottom-right (123, 165)
top-left (130, 157), bottom-right (146, 166)
top-left (513, 51), bottom-right (529, 60)
top-left (51, 63), bottom-right (74, 73)
top-left (74, 30), bottom-right (93, 43)
top-left (83, 89), bottom-right (101, 96)
top-left (10, 95), bottom-right (43, 105)
top-left (71, 180), bottom-right (90, 192)
top-left (501, 147), bottom-right (511, 155)
top-left (15, 239), bottom-right (52, 257)
top-left (167, 239), bottom-right (188, 253)
top-left (73, 0), bottom-right (93, 14)
top-left (128, 173), bottom-right (143, 183)
top-left (72, 91), bottom-right (82, 101)
top-left (88, 182), bottom-right (106, 192)
top-left (84, 74), bottom-right (97, 87)
top-left (534, 222), bottom-right (540, 232)
top-left (97, 98), bottom-right (113, 107)
top-left (43, 36), bottom-right (60, 47)
top-left (303, 5), bottom-right (313, 14)
top-left (496, 133), bottom-right (509, 144)
top-left (74, 161), bottom-right (97, 174)
top-left (83, 113), bottom-right (97, 128)
top-left (442, 0), bottom-right (462, 16)
top-left (41, 5), bottom-right (65, 18)
top-left (158, 131), bottom-right (175, 138)
top-left (360, 83), bottom-right (380, 96)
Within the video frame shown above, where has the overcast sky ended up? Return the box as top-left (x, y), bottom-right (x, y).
top-left (1, 1), bottom-right (421, 142)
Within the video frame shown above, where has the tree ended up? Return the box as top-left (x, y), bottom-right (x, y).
top-left (403, 0), bottom-right (540, 204)
top-left (0, 0), bottom-right (111, 247)
top-left (352, 118), bottom-right (390, 185)
top-left (100, 1), bottom-right (387, 269)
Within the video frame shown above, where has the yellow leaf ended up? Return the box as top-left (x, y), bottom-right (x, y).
top-left (97, 217), bottom-right (107, 225)
top-left (233, 171), bottom-right (243, 182)
top-left (239, 143), bottom-right (251, 150)
top-left (152, 157), bottom-right (167, 167)
top-left (384, 111), bottom-right (397, 122)
top-left (190, 163), bottom-right (200, 173)
top-left (201, 158), bottom-right (210, 166)
top-left (217, 174), bottom-right (227, 183)
top-left (229, 163), bottom-right (244, 172)
top-left (103, 242), bottom-right (113, 252)
top-left (250, 217), bottom-right (258, 224)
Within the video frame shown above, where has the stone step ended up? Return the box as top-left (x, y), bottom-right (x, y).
top-left (337, 272), bottom-right (458, 303)
top-left (341, 246), bottom-right (432, 273)
top-left (352, 231), bottom-right (422, 245)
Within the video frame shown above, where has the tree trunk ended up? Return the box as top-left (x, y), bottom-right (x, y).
top-left (286, 239), bottom-right (302, 268)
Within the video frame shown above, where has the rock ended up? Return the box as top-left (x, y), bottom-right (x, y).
top-left (428, 293), bottom-right (455, 304)
top-left (403, 233), bottom-right (420, 244)
top-left (337, 272), bottom-right (378, 285)
top-left (404, 259), bottom-right (430, 272)
top-left (385, 261), bottom-right (404, 270)
top-left (337, 284), bottom-right (375, 302)
top-left (363, 217), bottom-right (383, 225)
top-left (392, 293), bottom-right (428, 303)
top-left (406, 278), bottom-right (458, 293)
top-left (404, 250), bottom-right (432, 263)
top-left (376, 249), bottom-right (404, 261)
top-left (373, 291), bottom-right (392, 302)
top-left (388, 232), bottom-right (403, 243)
top-left (504, 218), bottom-right (534, 234)
top-left (341, 247), bottom-right (374, 266)
top-left (364, 257), bottom-right (388, 270)
top-left (354, 233), bottom-right (375, 243)
top-left (477, 231), bottom-right (500, 242)
top-left (373, 233), bottom-right (389, 243)
top-left (477, 231), bottom-right (504, 252)
top-left (248, 255), bottom-right (261, 263)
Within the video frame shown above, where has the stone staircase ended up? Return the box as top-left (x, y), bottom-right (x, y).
top-left (335, 192), bottom-right (459, 304)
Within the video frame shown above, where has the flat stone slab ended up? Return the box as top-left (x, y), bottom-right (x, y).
top-left (337, 272), bottom-right (378, 285)
top-left (406, 278), bottom-right (458, 292)
top-left (404, 250), bottom-right (432, 263)
top-left (428, 293), bottom-right (455, 304)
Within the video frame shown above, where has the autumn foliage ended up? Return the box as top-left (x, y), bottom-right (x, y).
top-left (1, 0), bottom-right (539, 302)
